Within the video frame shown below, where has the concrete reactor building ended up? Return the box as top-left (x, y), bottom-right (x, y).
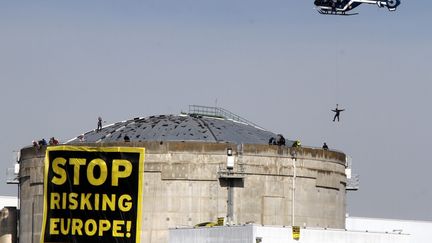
top-left (17, 106), bottom-right (351, 243)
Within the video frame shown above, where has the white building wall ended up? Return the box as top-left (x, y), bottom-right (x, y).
top-left (169, 226), bottom-right (254, 243)
top-left (255, 226), bottom-right (409, 243)
top-left (347, 217), bottom-right (432, 243)
top-left (0, 196), bottom-right (17, 209)
top-left (169, 225), bottom-right (410, 243)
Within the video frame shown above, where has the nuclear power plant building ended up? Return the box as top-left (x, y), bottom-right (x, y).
top-left (16, 106), bottom-right (415, 243)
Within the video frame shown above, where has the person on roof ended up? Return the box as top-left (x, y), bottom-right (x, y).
top-left (32, 140), bottom-right (40, 150)
top-left (276, 134), bottom-right (286, 146)
top-left (49, 137), bottom-right (59, 145)
top-left (292, 140), bottom-right (301, 148)
top-left (332, 104), bottom-right (345, 122)
top-left (269, 137), bottom-right (276, 145)
top-left (78, 134), bottom-right (85, 142)
top-left (38, 139), bottom-right (47, 146)
top-left (97, 117), bottom-right (103, 132)
top-left (322, 142), bottom-right (329, 150)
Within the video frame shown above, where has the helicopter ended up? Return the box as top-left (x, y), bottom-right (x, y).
top-left (314, 0), bottom-right (401, 15)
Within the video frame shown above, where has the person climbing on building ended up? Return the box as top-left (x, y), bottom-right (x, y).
top-left (332, 104), bottom-right (344, 122)
top-left (97, 116), bottom-right (103, 132)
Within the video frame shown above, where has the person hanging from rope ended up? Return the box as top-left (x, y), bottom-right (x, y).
top-left (332, 104), bottom-right (344, 122)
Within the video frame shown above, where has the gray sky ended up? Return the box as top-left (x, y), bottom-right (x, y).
top-left (1, 1), bottom-right (431, 221)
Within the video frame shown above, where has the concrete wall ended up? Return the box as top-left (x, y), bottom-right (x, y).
top-left (169, 225), bottom-right (410, 243)
top-left (18, 146), bottom-right (45, 243)
top-left (0, 207), bottom-right (18, 243)
top-left (19, 141), bottom-right (347, 243)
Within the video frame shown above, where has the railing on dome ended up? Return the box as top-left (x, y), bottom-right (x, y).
top-left (187, 105), bottom-right (265, 130)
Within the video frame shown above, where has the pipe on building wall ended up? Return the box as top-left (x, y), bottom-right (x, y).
top-left (292, 155), bottom-right (297, 226)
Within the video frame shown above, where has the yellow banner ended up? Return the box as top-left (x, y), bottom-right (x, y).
top-left (40, 146), bottom-right (145, 243)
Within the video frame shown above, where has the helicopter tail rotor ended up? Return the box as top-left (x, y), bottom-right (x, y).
top-left (386, 0), bottom-right (400, 11)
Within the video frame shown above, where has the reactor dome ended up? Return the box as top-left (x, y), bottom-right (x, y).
top-left (67, 107), bottom-right (289, 145)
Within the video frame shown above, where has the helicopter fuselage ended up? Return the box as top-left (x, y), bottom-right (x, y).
top-left (314, 0), bottom-right (400, 15)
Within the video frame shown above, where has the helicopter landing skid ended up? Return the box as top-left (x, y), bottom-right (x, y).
top-left (317, 9), bottom-right (359, 16)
